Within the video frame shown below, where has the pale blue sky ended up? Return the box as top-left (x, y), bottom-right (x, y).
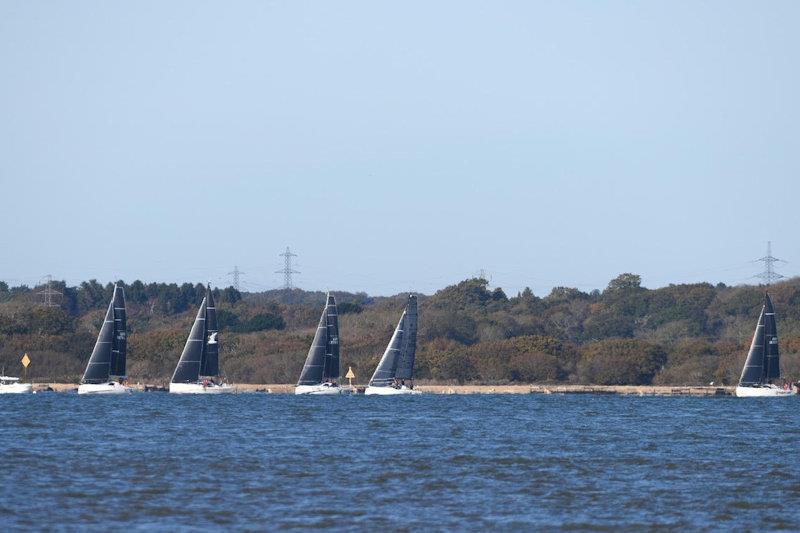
top-left (1, 1), bottom-right (798, 296)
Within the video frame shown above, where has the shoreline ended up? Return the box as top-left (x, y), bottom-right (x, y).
top-left (28, 383), bottom-right (736, 396)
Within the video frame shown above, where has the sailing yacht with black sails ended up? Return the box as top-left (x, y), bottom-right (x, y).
top-left (295, 293), bottom-right (347, 395)
top-left (170, 287), bottom-right (232, 394)
top-left (78, 284), bottom-right (131, 395)
top-left (365, 295), bottom-right (421, 395)
top-left (735, 292), bottom-right (795, 397)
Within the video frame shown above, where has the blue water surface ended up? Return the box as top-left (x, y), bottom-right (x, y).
top-left (1, 393), bottom-right (798, 531)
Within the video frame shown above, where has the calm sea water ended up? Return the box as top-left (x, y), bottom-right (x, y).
top-left (1, 393), bottom-right (798, 531)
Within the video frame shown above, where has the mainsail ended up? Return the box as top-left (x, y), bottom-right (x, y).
top-left (739, 293), bottom-right (781, 386)
top-left (395, 295), bottom-right (417, 381)
top-left (172, 287), bottom-right (220, 384)
top-left (82, 285), bottom-right (127, 384)
top-left (369, 295), bottom-right (418, 387)
top-left (110, 285), bottom-right (127, 377)
top-left (762, 294), bottom-right (780, 382)
top-left (323, 294), bottom-right (340, 381)
top-left (201, 289), bottom-right (219, 377)
top-left (297, 294), bottom-right (339, 386)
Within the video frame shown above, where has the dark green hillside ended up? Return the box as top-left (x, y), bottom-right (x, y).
top-left (0, 275), bottom-right (798, 385)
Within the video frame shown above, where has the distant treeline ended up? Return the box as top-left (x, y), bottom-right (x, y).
top-left (0, 275), bottom-right (798, 386)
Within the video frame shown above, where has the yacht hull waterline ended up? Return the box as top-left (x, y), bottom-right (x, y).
top-left (734, 385), bottom-right (795, 397)
top-left (294, 384), bottom-right (350, 395)
top-left (364, 385), bottom-right (420, 395)
top-left (77, 382), bottom-right (132, 395)
top-left (169, 382), bottom-right (233, 394)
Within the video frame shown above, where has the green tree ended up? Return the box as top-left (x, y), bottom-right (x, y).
top-left (577, 339), bottom-right (666, 385)
top-left (337, 302), bottom-right (363, 314)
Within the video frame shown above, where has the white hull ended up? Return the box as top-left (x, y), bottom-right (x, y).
top-left (295, 384), bottom-right (349, 395)
top-left (364, 385), bottom-right (421, 395)
top-left (735, 385), bottom-right (795, 397)
top-left (169, 382), bottom-right (233, 394)
top-left (0, 383), bottom-right (33, 394)
top-left (77, 382), bottom-right (132, 395)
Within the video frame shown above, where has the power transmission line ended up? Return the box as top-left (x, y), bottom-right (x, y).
top-left (754, 241), bottom-right (786, 286)
top-left (227, 265), bottom-right (245, 291)
top-left (275, 247), bottom-right (300, 289)
top-left (38, 274), bottom-right (62, 307)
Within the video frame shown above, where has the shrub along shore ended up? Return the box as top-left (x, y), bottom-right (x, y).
top-left (1, 274), bottom-right (799, 387)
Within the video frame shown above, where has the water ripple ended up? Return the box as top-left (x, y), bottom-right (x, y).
top-left (0, 394), bottom-right (798, 530)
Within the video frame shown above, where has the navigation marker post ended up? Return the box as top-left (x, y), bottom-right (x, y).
top-left (21, 353), bottom-right (30, 381)
top-left (345, 366), bottom-right (355, 391)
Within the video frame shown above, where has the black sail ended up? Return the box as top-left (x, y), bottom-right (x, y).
top-left (763, 293), bottom-right (781, 381)
top-left (739, 293), bottom-right (782, 387)
top-left (297, 300), bottom-right (329, 386)
top-left (81, 299), bottom-right (116, 384)
top-left (394, 295), bottom-right (418, 381)
top-left (109, 285), bottom-right (127, 378)
top-left (323, 294), bottom-right (340, 380)
top-left (201, 288), bottom-right (219, 377)
top-left (369, 310), bottom-right (405, 387)
top-left (172, 296), bottom-right (207, 384)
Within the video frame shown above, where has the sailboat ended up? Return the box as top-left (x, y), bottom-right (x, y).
top-left (735, 292), bottom-right (795, 397)
top-left (295, 293), bottom-right (347, 395)
top-left (170, 286), bottom-right (233, 394)
top-left (0, 375), bottom-right (32, 394)
top-left (78, 284), bottom-right (132, 394)
top-left (365, 295), bottom-right (421, 395)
